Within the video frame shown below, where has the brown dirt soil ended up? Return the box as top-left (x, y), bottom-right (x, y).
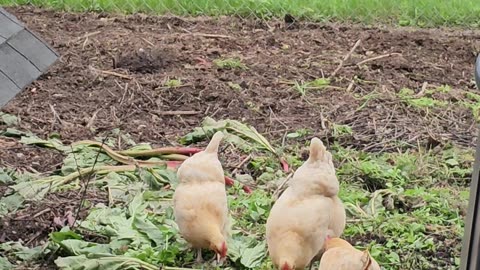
top-left (0, 189), bottom-right (108, 245)
top-left (1, 6), bottom-right (479, 270)
top-left (1, 7), bottom-right (479, 152)
top-left (0, 137), bottom-right (64, 173)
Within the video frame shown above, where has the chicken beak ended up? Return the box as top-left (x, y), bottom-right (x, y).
top-left (216, 253), bottom-right (226, 265)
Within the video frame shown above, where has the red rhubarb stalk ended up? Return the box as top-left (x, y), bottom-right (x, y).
top-left (166, 161), bottom-right (183, 169)
top-left (242, 185), bottom-right (253, 194)
top-left (224, 176), bottom-right (235, 186)
top-left (280, 157), bottom-right (289, 172)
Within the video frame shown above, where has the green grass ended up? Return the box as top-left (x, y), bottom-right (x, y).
top-left (2, 0), bottom-right (480, 26)
top-left (214, 58), bottom-right (248, 70)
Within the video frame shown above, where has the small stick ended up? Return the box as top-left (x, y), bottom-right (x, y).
top-left (86, 109), bottom-right (101, 129)
top-left (25, 231), bottom-right (43, 246)
top-left (231, 154), bottom-right (252, 175)
top-left (356, 53), bottom-right (402, 66)
top-left (14, 207), bottom-right (51, 220)
top-left (346, 79), bottom-right (355, 92)
top-left (49, 104), bottom-right (65, 127)
top-left (90, 67), bottom-right (133, 80)
top-left (413, 82), bottom-right (429, 98)
top-left (153, 110), bottom-right (201, 116)
top-left (141, 37), bottom-right (155, 47)
top-left (330, 39), bottom-right (362, 78)
top-left (71, 31), bottom-right (101, 43)
top-left (320, 109), bottom-right (326, 130)
top-left (191, 33), bottom-right (233, 39)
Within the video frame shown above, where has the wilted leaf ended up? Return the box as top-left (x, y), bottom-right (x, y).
top-left (20, 135), bottom-right (69, 151)
top-left (14, 246), bottom-right (44, 261)
top-left (55, 254), bottom-right (157, 270)
top-left (223, 133), bottom-right (254, 152)
top-left (137, 167), bottom-right (162, 190)
top-left (61, 145), bottom-right (113, 175)
top-left (0, 193), bottom-right (24, 217)
top-left (132, 215), bottom-right (164, 247)
top-left (0, 256), bottom-right (12, 269)
top-left (225, 119), bottom-right (276, 154)
top-left (58, 239), bottom-right (112, 256)
top-left (128, 193), bottom-right (146, 218)
top-left (240, 241), bottom-right (267, 268)
top-left (0, 241), bottom-right (44, 262)
top-left (179, 117), bottom-right (226, 144)
top-left (227, 238), bottom-right (248, 262)
top-left (150, 168), bottom-right (177, 188)
top-left (0, 112), bottom-right (18, 126)
top-left (0, 168), bottom-right (13, 184)
top-left (11, 180), bottom-right (52, 201)
top-left (180, 117), bottom-right (277, 156)
top-left (2, 128), bottom-right (27, 137)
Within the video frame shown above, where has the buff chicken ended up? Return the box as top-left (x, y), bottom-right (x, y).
top-left (173, 131), bottom-right (230, 264)
top-left (266, 137), bottom-right (346, 270)
top-left (318, 237), bottom-right (381, 270)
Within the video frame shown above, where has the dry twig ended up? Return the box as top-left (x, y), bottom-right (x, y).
top-left (90, 67), bottom-right (133, 80)
top-left (273, 172), bottom-right (294, 200)
top-left (356, 53), bottom-right (402, 66)
top-left (153, 110), bottom-right (201, 116)
top-left (330, 39), bottom-right (362, 78)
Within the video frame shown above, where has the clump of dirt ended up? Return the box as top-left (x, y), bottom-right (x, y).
top-left (115, 47), bottom-right (178, 74)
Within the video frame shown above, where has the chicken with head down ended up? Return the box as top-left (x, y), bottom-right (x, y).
top-left (266, 137), bottom-right (346, 270)
top-left (318, 237), bottom-right (381, 270)
top-left (173, 131), bottom-right (230, 264)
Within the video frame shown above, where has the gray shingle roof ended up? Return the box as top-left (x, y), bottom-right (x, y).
top-left (0, 7), bottom-right (59, 107)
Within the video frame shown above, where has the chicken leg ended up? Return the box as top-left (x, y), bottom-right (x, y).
top-left (196, 248), bottom-right (204, 263)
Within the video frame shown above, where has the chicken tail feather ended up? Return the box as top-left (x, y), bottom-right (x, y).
top-left (205, 131), bottom-right (224, 154)
top-left (308, 137), bottom-right (326, 162)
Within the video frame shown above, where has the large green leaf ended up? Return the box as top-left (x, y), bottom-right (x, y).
top-left (132, 215), bottom-right (164, 247)
top-left (239, 241), bottom-right (267, 269)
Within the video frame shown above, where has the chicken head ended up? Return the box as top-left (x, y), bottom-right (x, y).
top-left (318, 237), bottom-right (381, 270)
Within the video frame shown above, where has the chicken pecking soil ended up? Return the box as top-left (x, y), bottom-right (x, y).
top-left (1, 5), bottom-right (480, 269)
